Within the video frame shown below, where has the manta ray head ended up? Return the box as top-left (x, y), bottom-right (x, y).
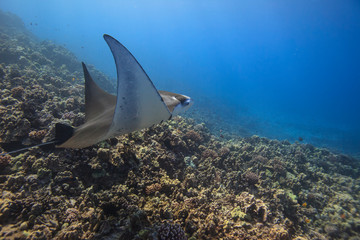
top-left (170, 95), bottom-right (193, 116)
top-left (158, 90), bottom-right (193, 116)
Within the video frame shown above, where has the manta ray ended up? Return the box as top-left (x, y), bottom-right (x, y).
top-left (0, 34), bottom-right (193, 155)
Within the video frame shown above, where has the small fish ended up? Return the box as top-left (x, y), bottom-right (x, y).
top-left (302, 202), bottom-right (307, 207)
top-left (298, 137), bottom-right (303, 142)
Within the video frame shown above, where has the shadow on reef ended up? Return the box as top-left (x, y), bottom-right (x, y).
top-left (0, 10), bottom-right (360, 240)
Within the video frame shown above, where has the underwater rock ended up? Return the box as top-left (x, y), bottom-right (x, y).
top-left (10, 86), bottom-right (24, 99)
top-left (0, 155), bottom-right (11, 170)
top-left (238, 192), bottom-right (268, 222)
top-left (184, 129), bottom-right (203, 143)
top-left (243, 171), bottom-right (259, 185)
top-left (269, 225), bottom-right (289, 240)
top-left (324, 224), bottom-right (340, 238)
top-left (201, 148), bottom-right (218, 159)
top-left (145, 183), bottom-right (162, 195)
top-left (218, 146), bottom-right (230, 158)
top-left (64, 208), bottom-right (80, 223)
top-left (28, 130), bottom-right (47, 141)
top-left (56, 223), bottom-right (83, 240)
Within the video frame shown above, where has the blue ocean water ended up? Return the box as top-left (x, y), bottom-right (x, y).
top-left (1, 0), bottom-right (360, 157)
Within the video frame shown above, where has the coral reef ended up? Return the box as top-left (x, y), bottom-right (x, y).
top-left (145, 183), bottom-right (163, 195)
top-left (28, 130), bottom-right (47, 141)
top-left (0, 10), bottom-right (360, 240)
top-left (157, 222), bottom-right (187, 240)
top-left (243, 171), bottom-right (259, 185)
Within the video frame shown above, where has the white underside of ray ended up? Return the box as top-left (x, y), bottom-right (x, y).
top-left (103, 35), bottom-right (171, 139)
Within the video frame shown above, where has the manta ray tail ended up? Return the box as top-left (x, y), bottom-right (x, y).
top-left (0, 123), bottom-right (74, 156)
top-left (0, 141), bottom-right (57, 156)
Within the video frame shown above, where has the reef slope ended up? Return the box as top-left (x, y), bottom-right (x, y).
top-left (0, 11), bottom-right (359, 240)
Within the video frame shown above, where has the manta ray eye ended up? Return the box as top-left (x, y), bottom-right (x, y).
top-left (182, 99), bottom-right (191, 106)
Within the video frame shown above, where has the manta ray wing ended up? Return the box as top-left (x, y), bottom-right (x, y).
top-left (103, 34), bottom-right (172, 139)
top-left (57, 63), bottom-right (116, 148)
top-left (83, 62), bottom-right (116, 122)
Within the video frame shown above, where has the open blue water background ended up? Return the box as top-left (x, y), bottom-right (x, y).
top-left (1, 0), bottom-right (360, 157)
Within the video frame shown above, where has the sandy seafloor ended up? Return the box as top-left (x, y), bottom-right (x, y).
top-left (0, 11), bottom-right (359, 240)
